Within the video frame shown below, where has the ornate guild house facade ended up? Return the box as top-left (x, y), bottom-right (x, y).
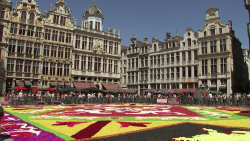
top-left (0, 0), bottom-right (122, 92)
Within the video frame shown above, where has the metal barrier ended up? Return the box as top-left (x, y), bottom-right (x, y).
top-left (2, 96), bottom-right (250, 107)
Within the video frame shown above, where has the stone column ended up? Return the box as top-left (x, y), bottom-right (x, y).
top-left (92, 56), bottom-right (95, 71)
top-left (79, 55), bottom-right (82, 70)
top-left (207, 40), bottom-right (210, 54)
top-left (226, 36), bottom-right (230, 51)
top-left (101, 57), bottom-right (103, 72)
top-left (226, 56), bottom-right (230, 74)
top-left (73, 34), bottom-right (76, 48)
top-left (72, 53), bottom-right (75, 70)
top-left (107, 41), bottom-right (109, 53)
top-left (216, 38), bottom-right (220, 52)
top-left (217, 57), bottom-right (221, 74)
top-left (191, 66), bottom-right (194, 78)
top-left (80, 35), bottom-right (83, 49)
top-left (207, 59), bottom-right (211, 74)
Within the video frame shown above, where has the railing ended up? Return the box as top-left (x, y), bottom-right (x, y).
top-left (29, 20), bottom-right (34, 25)
top-left (16, 72), bottom-right (22, 77)
top-left (20, 18), bottom-right (26, 23)
top-left (3, 95), bottom-right (250, 107)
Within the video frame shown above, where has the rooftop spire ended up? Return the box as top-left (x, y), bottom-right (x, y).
top-left (210, 3), bottom-right (213, 8)
top-left (93, 0), bottom-right (96, 6)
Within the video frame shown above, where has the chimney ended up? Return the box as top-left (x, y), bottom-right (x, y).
top-left (228, 20), bottom-right (232, 32)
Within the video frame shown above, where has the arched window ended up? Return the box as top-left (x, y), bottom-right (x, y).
top-left (154, 44), bottom-right (157, 51)
top-left (29, 13), bottom-right (35, 24)
top-left (21, 11), bottom-right (27, 20)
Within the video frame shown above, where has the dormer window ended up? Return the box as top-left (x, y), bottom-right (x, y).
top-left (154, 44), bottom-right (157, 51)
top-left (23, 4), bottom-right (27, 7)
top-left (29, 13), bottom-right (35, 24)
top-left (90, 21), bottom-right (93, 29)
top-left (0, 8), bottom-right (5, 19)
top-left (210, 29), bottom-right (215, 36)
top-left (165, 43), bottom-right (168, 49)
top-left (187, 38), bottom-right (191, 46)
top-left (204, 31), bottom-right (206, 37)
top-left (182, 42), bottom-right (185, 47)
top-left (172, 42), bottom-right (175, 47)
top-left (28, 0), bottom-right (32, 3)
top-left (219, 28), bottom-right (222, 34)
top-left (60, 16), bottom-right (66, 26)
top-left (53, 15), bottom-right (59, 24)
top-left (31, 5), bottom-right (35, 9)
top-left (21, 11), bottom-right (27, 23)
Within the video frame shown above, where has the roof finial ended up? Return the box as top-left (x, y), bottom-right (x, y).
top-left (133, 33), bottom-right (135, 38)
top-left (210, 3), bottom-right (213, 8)
top-left (93, 0), bottom-right (96, 6)
top-left (176, 28), bottom-right (178, 35)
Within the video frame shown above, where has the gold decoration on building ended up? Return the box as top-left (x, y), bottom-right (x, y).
top-left (207, 40), bottom-right (210, 42)
top-left (216, 38), bottom-right (219, 41)
top-left (226, 36), bottom-right (228, 39)
top-left (201, 23), bottom-right (208, 31)
top-left (50, 4), bottom-right (52, 11)
top-left (198, 41), bottom-right (201, 44)
top-left (215, 20), bottom-right (226, 27)
top-left (217, 72), bottom-right (221, 74)
top-left (227, 71), bottom-right (230, 74)
top-left (187, 78), bottom-right (191, 82)
top-left (10, 15), bottom-right (20, 22)
top-left (47, 15), bottom-right (52, 21)
top-left (182, 61), bottom-right (186, 65)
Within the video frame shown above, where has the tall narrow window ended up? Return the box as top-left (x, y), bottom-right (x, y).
top-left (65, 48), bottom-right (70, 58)
top-left (211, 58), bottom-right (217, 75)
top-left (0, 8), bottom-right (5, 19)
top-left (154, 44), bottom-right (157, 51)
top-left (33, 61), bottom-right (39, 74)
top-left (103, 58), bottom-right (107, 72)
top-left (114, 43), bottom-right (118, 55)
top-left (165, 43), bottom-right (168, 49)
top-left (219, 28), bottom-right (222, 34)
top-left (64, 64), bottom-right (69, 76)
top-left (58, 47), bottom-right (63, 58)
top-left (74, 54), bottom-right (79, 70)
top-left (27, 26), bottom-right (34, 37)
top-left (188, 67), bottom-right (191, 77)
top-left (220, 39), bottom-right (226, 52)
top-left (35, 27), bottom-right (42, 38)
top-left (24, 61), bottom-right (32, 73)
top-left (201, 42), bottom-right (207, 54)
top-left (17, 40), bottom-right (24, 53)
top-left (90, 21), bottom-right (93, 29)
top-left (53, 15), bottom-right (59, 24)
top-left (210, 29), bottom-right (215, 36)
top-left (60, 16), bottom-right (66, 26)
top-left (176, 68), bottom-right (179, 78)
top-left (204, 31), bottom-right (206, 37)
top-left (114, 60), bottom-right (118, 73)
top-left (88, 56), bottom-right (92, 71)
top-left (59, 31), bottom-right (65, 42)
top-left (210, 40), bottom-right (217, 53)
top-left (57, 63), bottom-right (63, 76)
top-left (182, 67), bottom-right (185, 77)
top-left (26, 42), bottom-right (33, 55)
top-left (82, 36), bottom-right (87, 49)
top-left (52, 30), bottom-right (58, 41)
top-left (45, 29), bottom-right (51, 40)
top-left (7, 59), bottom-right (14, 71)
top-left (10, 23), bottom-right (18, 34)
top-left (88, 37), bottom-right (93, 50)
top-left (221, 58), bottom-right (227, 74)
top-left (43, 45), bottom-right (50, 56)
top-left (103, 40), bottom-right (107, 53)
top-left (34, 43), bottom-right (40, 56)
top-left (188, 51), bottom-right (191, 60)
top-left (29, 13), bottom-right (35, 24)
top-left (43, 62), bottom-right (49, 75)
top-left (94, 57), bottom-right (98, 72)
top-left (66, 33), bottom-right (71, 43)
top-left (108, 59), bottom-right (112, 73)
top-left (8, 39), bottom-right (16, 52)
top-left (0, 25), bottom-right (2, 42)
top-left (21, 11), bottom-right (27, 23)
top-left (176, 53), bottom-right (179, 62)
top-left (194, 66), bottom-right (197, 77)
top-left (50, 63), bottom-right (56, 75)
top-left (202, 60), bottom-right (207, 75)
top-left (51, 46), bottom-right (57, 57)
top-left (171, 53), bottom-right (174, 63)
top-left (194, 50), bottom-right (197, 60)
top-left (81, 56), bottom-right (86, 70)
top-left (187, 38), bottom-right (191, 46)
top-left (109, 41), bottom-right (113, 54)
top-left (16, 60), bottom-right (23, 72)
top-left (19, 25), bottom-right (26, 35)
top-left (182, 52), bottom-right (185, 61)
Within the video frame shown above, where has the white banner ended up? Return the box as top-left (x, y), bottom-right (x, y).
top-left (157, 98), bottom-right (168, 103)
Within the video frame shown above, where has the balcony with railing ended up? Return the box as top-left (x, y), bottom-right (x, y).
top-left (29, 20), bottom-right (34, 25)
top-left (16, 72), bottom-right (23, 77)
top-left (20, 18), bottom-right (26, 24)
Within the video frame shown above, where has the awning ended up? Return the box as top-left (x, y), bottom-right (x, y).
top-left (58, 82), bottom-right (64, 86)
top-left (73, 82), bottom-right (95, 90)
top-left (16, 80), bottom-right (24, 86)
top-left (125, 90), bottom-right (138, 94)
top-left (178, 89), bottom-right (196, 92)
top-left (64, 82), bottom-right (71, 86)
top-left (24, 81), bottom-right (32, 86)
top-left (102, 83), bottom-right (123, 91)
top-left (50, 82), bottom-right (57, 86)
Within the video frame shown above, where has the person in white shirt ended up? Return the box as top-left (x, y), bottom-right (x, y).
top-left (87, 93), bottom-right (91, 103)
top-left (19, 90), bottom-right (23, 98)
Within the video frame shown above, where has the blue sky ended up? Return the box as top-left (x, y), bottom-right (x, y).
top-left (13, 0), bottom-right (248, 48)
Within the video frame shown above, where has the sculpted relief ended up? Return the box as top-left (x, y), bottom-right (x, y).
top-left (93, 39), bottom-right (104, 54)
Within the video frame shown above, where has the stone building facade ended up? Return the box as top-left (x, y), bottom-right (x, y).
top-left (124, 28), bottom-right (199, 94)
top-left (197, 4), bottom-right (248, 94)
top-left (0, 0), bottom-right (122, 92)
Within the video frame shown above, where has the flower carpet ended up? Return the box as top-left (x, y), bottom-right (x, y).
top-left (1, 104), bottom-right (250, 141)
